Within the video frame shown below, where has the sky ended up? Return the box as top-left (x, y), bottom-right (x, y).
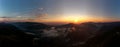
top-left (0, 0), bottom-right (120, 23)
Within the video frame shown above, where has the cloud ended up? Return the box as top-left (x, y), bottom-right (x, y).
top-left (35, 13), bottom-right (48, 18)
top-left (38, 8), bottom-right (44, 10)
top-left (31, 13), bottom-right (49, 22)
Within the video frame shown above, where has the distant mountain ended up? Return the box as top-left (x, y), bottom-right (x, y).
top-left (58, 22), bottom-right (99, 28)
top-left (83, 22), bottom-right (120, 47)
top-left (57, 23), bottom-right (77, 28)
top-left (10, 22), bottom-right (50, 31)
top-left (0, 21), bottom-right (120, 47)
top-left (0, 23), bottom-right (34, 47)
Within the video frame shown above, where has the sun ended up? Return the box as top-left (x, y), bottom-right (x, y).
top-left (74, 19), bottom-right (79, 24)
top-left (61, 14), bottom-right (91, 23)
top-left (61, 15), bottom-right (81, 23)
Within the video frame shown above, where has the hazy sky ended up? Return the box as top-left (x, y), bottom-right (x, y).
top-left (0, 0), bottom-right (120, 23)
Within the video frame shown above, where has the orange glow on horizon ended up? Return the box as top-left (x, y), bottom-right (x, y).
top-left (33, 15), bottom-right (93, 24)
top-left (32, 14), bottom-right (120, 24)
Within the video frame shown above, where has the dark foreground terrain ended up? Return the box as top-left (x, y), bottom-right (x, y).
top-left (0, 22), bottom-right (120, 47)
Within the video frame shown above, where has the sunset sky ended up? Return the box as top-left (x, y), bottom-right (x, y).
top-left (0, 0), bottom-right (120, 24)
